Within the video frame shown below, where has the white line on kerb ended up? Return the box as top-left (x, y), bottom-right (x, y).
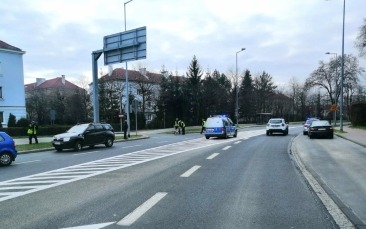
top-left (180, 165), bottom-right (201, 177)
top-left (117, 192), bottom-right (167, 226)
top-left (15, 160), bottom-right (41, 165)
top-left (222, 146), bottom-right (231, 151)
top-left (234, 141), bottom-right (241, 144)
top-left (73, 151), bottom-right (100, 156)
top-left (207, 153), bottom-right (219, 160)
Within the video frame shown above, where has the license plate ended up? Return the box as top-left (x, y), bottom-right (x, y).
top-left (318, 128), bottom-right (326, 130)
top-left (53, 141), bottom-right (61, 145)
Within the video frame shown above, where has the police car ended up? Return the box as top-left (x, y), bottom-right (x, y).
top-left (204, 115), bottom-right (237, 139)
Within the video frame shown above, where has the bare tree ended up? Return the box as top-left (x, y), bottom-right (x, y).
top-left (355, 18), bottom-right (366, 58)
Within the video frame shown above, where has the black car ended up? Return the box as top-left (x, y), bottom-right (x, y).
top-left (52, 123), bottom-right (115, 151)
top-left (308, 120), bottom-right (334, 139)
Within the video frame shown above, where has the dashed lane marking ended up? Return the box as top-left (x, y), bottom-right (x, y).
top-left (180, 165), bottom-right (201, 177)
top-left (117, 192), bottom-right (168, 226)
top-left (207, 153), bottom-right (219, 160)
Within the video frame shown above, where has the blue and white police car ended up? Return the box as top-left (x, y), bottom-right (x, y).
top-left (204, 115), bottom-right (238, 139)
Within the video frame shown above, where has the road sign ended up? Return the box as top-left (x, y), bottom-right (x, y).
top-left (330, 104), bottom-right (338, 112)
top-left (103, 26), bottom-right (146, 65)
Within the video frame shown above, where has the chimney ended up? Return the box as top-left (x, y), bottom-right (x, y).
top-left (36, 78), bottom-right (46, 86)
top-left (108, 65), bottom-right (113, 76)
top-left (61, 75), bottom-right (65, 85)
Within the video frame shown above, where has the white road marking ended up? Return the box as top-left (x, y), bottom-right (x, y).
top-left (60, 222), bottom-right (115, 229)
top-left (222, 146), bottom-right (231, 150)
top-left (206, 153), bottom-right (219, 160)
top-left (73, 151), bottom-right (100, 155)
top-left (234, 141), bottom-right (241, 144)
top-left (15, 160), bottom-right (41, 164)
top-left (117, 192), bottom-right (167, 226)
top-left (122, 145), bottom-right (142, 149)
top-left (180, 165), bottom-right (201, 177)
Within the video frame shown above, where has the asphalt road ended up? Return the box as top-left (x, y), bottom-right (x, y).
top-left (0, 127), bottom-right (337, 229)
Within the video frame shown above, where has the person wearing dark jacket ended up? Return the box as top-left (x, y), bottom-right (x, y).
top-left (123, 120), bottom-right (128, 139)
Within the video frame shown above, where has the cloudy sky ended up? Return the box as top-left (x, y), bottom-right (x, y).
top-left (1, 0), bottom-right (365, 86)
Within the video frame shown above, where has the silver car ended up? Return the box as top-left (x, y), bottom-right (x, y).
top-left (303, 118), bottom-right (319, 135)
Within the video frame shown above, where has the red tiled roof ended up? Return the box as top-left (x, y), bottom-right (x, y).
top-left (0, 40), bottom-right (22, 52)
top-left (25, 77), bottom-right (81, 92)
top-left (101, 68), bottom-right (163, 84)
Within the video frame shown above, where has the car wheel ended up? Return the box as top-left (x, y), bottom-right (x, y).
top-left (303, 131), bottom-right (306, 135)
top-left (105, 137), bottom-right (114, 147)
top-left (55, 147), bottom-right (63, 152)
top-left (309, 134), bottom-right (313, 139)
top-left (0, 152), bottom-right (12, 166)
top-left (205, 136), bottom-right (209, 139)
top-left (234, 130), bottom-right (237, 137)
top-left (329, 134), bottom-right (334, 139)
top-left (74, 141), bottom-right (82, 151)
top-left (284, 130), bottom-right (288, 135)
top-left (266, 130), bottom-right (269, 136)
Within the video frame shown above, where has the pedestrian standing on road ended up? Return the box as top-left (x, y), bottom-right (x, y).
top-left (180, 120), bottom-right (186, 135)
top-left (123, 120), bottom-right (128, 139)
top-left (27, 121), bottom-right (38, 144)
top-left (174, 118), bottom-right (180, 135)
top-left (200, 118), bottom-right (206, 134)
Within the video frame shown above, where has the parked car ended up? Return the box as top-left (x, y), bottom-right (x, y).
top-left (266, 118), bottom-right (289, 136)
top-left (0, 132), bottom-right (17, 166)
top-left (303, 118), bottom-right (319, 135)
top-left (52, 123), bottom-right (115, 151)
top-left (204, 115), bottom-right (237, 139)
top-left (308, 120), bottom-right (334, 139)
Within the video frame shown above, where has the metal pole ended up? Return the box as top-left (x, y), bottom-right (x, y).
top-left (340, 0), bottom-right (345, 131)
top-left (235, 48), bottom-right (245, 127)
top-left (135, 100), bottom-right (138, 136)
top-left (124, 0), bottom-right (133, 137)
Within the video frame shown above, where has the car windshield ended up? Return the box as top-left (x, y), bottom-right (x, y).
top-left (66, 124), bottom-right (89, 133)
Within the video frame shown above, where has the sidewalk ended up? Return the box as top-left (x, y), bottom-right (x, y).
top-left (335, 125), bottom-right (366, 148)
top-left (296, 125), bottom-right (366, 228)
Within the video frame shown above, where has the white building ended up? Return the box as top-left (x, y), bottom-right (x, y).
top-left (0, 40), bottom-right (27, 127)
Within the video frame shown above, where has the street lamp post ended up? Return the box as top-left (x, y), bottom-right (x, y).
top-left (326, 0), bottom-right (345, 131)
top-left (325, 52), bottom-right (338, 126)
top-left (124, 0), bottom-right (133, 137)
top-left (340, 0), bottom-right (345, 131)
top-left (235, 48), bottom-right (245, 127)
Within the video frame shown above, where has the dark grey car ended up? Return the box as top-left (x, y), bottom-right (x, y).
top-left (52, 123), bottom-right (115, 151)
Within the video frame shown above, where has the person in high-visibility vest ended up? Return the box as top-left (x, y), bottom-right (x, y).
top-left (200, 118), bottom-right (206, 134)
top-left (179, 120), bottom-right (186, 135)
top-left (27, 121), bottom-right (38, 144)
top-left (174, 118), bottom-right (180, 134)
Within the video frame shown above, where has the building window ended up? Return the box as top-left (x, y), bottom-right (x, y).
top-left (0, 61), bottom-right (2, 76)
top-left (0, 111), bottom-right (3, 123)
top-left (0, 87), bottom-right (3, 99)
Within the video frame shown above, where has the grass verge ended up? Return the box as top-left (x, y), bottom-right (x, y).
top-left (16, 135), bottom-right (143, 152)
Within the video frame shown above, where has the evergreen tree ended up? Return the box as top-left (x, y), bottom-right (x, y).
top-left (185, 55), bottom-right (203, 125)
top-left (7, 113), bottom-right (16, 127)
top-left (239, 70), bottom-right (255, 122)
